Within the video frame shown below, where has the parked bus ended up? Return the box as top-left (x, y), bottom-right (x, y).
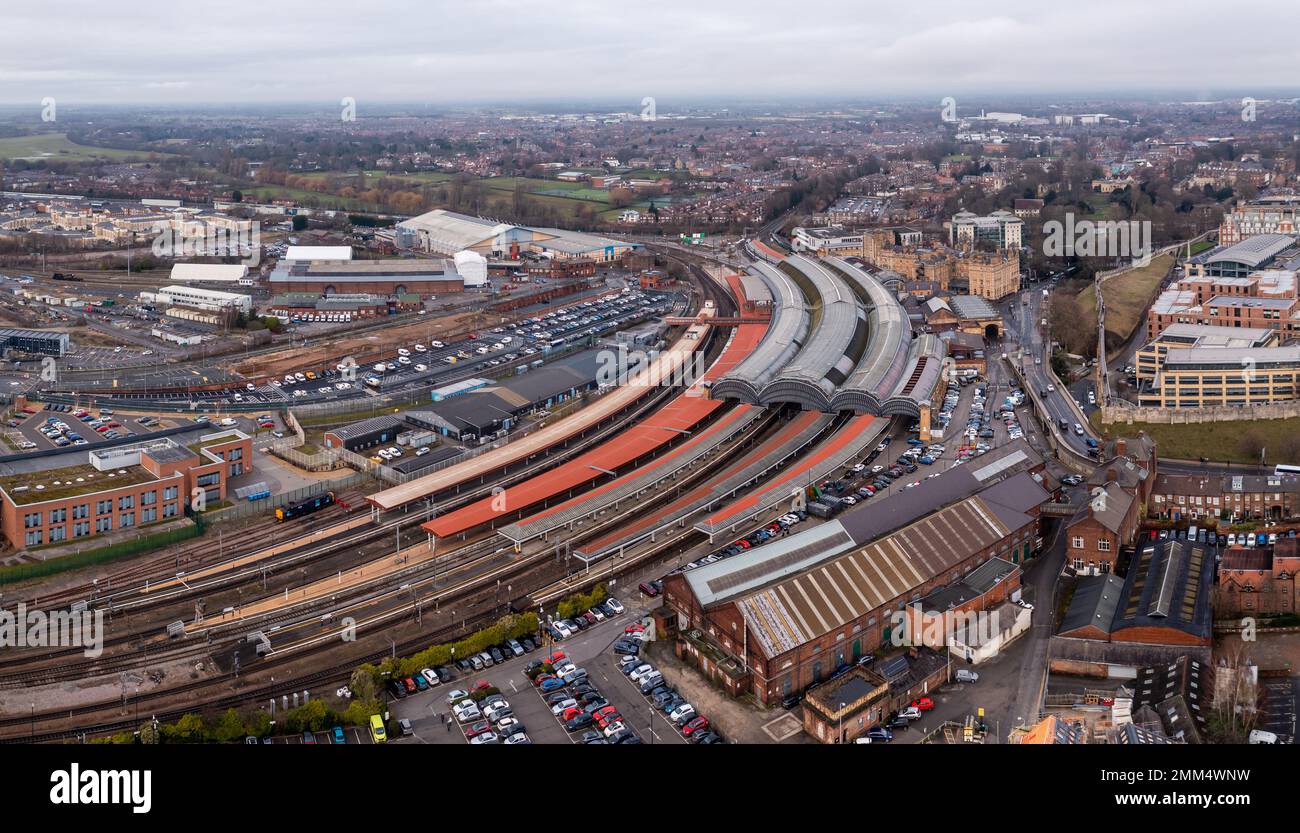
top-left (369, 714), bottom-right (387, 743)
top-left (1275, 464), bottom-right (1300, 476)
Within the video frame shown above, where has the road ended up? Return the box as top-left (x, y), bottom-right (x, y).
top-left (1006, 287), bottom-right (1097, 456)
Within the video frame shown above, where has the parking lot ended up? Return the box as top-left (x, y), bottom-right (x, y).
top-left (3, 404), bottom-right (214, 453)
top-left (1259, 678), bottom-right (1297, 744)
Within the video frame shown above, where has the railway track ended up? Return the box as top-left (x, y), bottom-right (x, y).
top-left (0, 261), bottom-right (748, 738)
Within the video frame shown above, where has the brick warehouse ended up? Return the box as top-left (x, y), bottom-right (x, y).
top-left (661, 444), bottom-right (1051, 706)
top-left (0, 430), bottom-right (251, 549)
top-left (1052, 539), bottom-right (1215, 675)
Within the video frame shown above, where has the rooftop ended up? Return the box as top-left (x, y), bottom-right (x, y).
top-left (0, 463), bottom-right (161, 505)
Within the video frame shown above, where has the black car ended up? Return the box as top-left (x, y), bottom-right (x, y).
top-left (565, 713), bottom-right (595, 731)
top-left (570, 684), bottom-right (597, 699)
top-left (489, 646), bottom-right (505, 664)
top-left (435, 666), bottom-right (454, 683)
top-left (571, 616), bottom-right (589, 631)
top-left (612, 640), bottom-right (639, 656)
top-left (520, 637), bottom-right (536, 652)
top-left (581, 697), bottom-right (610, 713)
top-left (689, 730), bottom-right (718, 744)
top-left (885, 717), bottom-right (911, 730)
top-left (580, 730), bottom-right (605, 744)
top-left (387, 679), bottom-right (407, 699)
top-left (781, 692), bottom-right (803, 710)
top-left (614, 733), bottom-right (642, 744)
top-left (455, 658), bottom-right (473, 673)
top-left (524, 660), bottom-right (545, 678)
top-left (545, 691), bottom-right (572, 706)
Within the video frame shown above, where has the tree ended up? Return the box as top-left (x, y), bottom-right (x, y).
top-left (1237, 429), bottom-right (1267, 462)
top-left (212, 708), bottom-right (246, 743)
top-left (232, 189), bottom-right (243, 203)
top-left (291, 215), bottom-right (309, 232)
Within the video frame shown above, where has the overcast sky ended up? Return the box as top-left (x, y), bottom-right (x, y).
top-left (1, 1), bottom-right (1296, 108)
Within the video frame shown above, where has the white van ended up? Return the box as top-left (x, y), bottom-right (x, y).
top-left (955, 669), bottom-right (979, 683)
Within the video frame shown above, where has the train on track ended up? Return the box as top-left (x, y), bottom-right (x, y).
top-left (275, 490), bottom-right (336, 521)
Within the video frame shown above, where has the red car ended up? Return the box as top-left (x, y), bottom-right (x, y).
top-left (403, 677), bottom-right (417, 694)
top-left (735, 539), bottom-right (752, 550)
top-left (625, 623), bottom-right (646, 634)
top-left (682, 716), bottom-right (710, 736)
top-left (596, 712), bottom-right (623, 729)
top-left (561, 706), bottom-right (583, 721)
top-left (472, 679), bottom-right (492, 693)
top-left (258, 421), bottom-right (274, 429)
top-left (593, 705), bottom-right (619, 721)
top-left (547, 650), bottom-right (567, 665)
top-left (533, 673), bottom-right (556, 687)
top-left (465, 721), bottom-right (492, 738)
top-left (911, 697), bottom-right (935, 712)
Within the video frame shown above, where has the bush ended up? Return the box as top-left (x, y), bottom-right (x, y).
top-left (556, 583), bottom-right (608, 620)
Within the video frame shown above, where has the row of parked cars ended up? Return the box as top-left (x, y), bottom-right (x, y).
top-left (668, 512), bottom-right (807, 577)
top-left (543, 597), bottom-right (625, 640)
top-left (450, 679), bottom-right (532, 744)
top-left (528, 647), bottom-right (645, 744)
top-left (613, 626), bottom-right (724, 744)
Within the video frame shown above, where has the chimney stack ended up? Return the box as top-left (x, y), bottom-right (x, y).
top-left (1107, 468), bottom-right (1119, 483)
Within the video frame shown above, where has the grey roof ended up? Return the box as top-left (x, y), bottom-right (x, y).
top-left (1068, 483), bottom-right (1135, 535)
top-left (1059, 574), bottom-right (1127, 634)
top-left (712, 260), bottom-right (809, 402)
top-left (1201, 233), bottom-right (1296, 268)
top-left (947, 294), bottom-right (1000, 320)
top-left (759, 255), bottom-right (864, 410)
top-left (825, 257), bottom-right (914, 413)
top-left (1111, 541), bottom-right (1214, 640)
top-left (326, 414), bottom-right (406, 441)
top-left (1163, 345), bottom-right (1300, 368)
top-left (837, 440), bottom-right (1047, 543)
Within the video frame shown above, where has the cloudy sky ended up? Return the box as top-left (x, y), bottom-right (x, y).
top-left (0, 1), bottom-right (1296, 107)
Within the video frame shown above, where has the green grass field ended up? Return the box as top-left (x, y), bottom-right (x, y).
top-left (1077, 252), bottom-right (1173, 357)
top-left (1092, 411), bottom-right (1300, 464)
top-left (0, 133), bottom-right (172, 162)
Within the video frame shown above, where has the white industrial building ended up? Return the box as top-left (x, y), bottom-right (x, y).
top-left (169, 263), bottom-right (250, 285)
top-left (284, 245), bottom-right (353, 262)
top-left (453, 250), bottom-right (489, 287)
top-left (143, 285), bottom-right (253, 315)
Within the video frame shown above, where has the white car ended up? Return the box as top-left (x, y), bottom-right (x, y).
top-left (668, 704), bottom-right (696, 724)
top-left (420, 668), bottom-right (440, 687)
top-left (604, 598), bottom-right (625, 614)
top-left (446, 689), bottom-right (469, 704)
top-left (469, 731), bottom-right (498, 745)
top-left (602, 721), bottom-right (627, 738)
top-left (898, 706), bottom-right (922, 720)
top-left (553, 661), bottom-right (577, 677)
top-left (550, 698), bottom-right (578, 716)
top-left (454, 702), bottom-right (481, 723)
top-left (629, 664), bottom-right (655, 682)
top-left (554, 621), bottom-right (573, 638)
top-left (495, 716), bottom-right (521, 733)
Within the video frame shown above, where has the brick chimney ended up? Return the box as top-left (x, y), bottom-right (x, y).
top-left (1107, 468), bottom-right (1119, 483)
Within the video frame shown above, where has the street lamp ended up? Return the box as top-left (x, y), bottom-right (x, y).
top-left (838, 702), bottom-right (846, 743)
